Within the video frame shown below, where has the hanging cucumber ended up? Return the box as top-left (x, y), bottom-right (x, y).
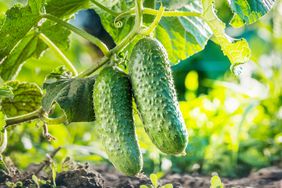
top-left (93, 66), bottom-right (142, 176)
top-left (129, 37), bottom-right (188, 155)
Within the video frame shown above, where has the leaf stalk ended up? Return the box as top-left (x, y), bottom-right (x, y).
top-left (39, 33), bottom-right (78, 76)
top-left (41, 14), bottom-right (110, 56)
top-left (77, 0), bottom-right (143, 78)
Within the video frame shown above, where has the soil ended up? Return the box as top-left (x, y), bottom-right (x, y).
top-left (0, 161), bottom-right (281, 188)
top-left (93, 165), bottom-right (282, 188)
top-left (0, 148), bottom-right (281, 188)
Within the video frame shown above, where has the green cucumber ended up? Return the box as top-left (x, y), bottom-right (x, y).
top-left (129, 37), bottom-right (188, 155)
top-left (93, 66), bottom-right (142, 176)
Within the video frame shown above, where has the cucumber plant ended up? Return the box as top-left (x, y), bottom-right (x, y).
top-left (0, 0), bottom-right (276, 176)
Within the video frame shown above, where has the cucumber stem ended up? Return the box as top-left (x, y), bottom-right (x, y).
top-left (78, 0), bottom-right (143, 78)
top-left (112, 0), bottom-right (143, 54)
top-left (39, 33), bottom-right (78, 76)
top-left (114, 8), bottom-right (202, 22)
top-left (5, 108), bottom-right (67, 128)
top-left (144, 8), bottom-right (202, 17)
top-left (5, 108), bottom-right (43, 128)
top-left (90, 0), bottom-right (119, 16)
top-left (42, 14), bottom-right (110, 56)
top-left (140, 5), bottom-right (165, 36)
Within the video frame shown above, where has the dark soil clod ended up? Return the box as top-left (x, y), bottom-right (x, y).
top-left (56, 168), bottom-right (104, 188)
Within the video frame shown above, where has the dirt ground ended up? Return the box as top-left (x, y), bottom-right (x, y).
top-left (0, 160), bottom-right (281, 188)
top-left (92, 165), bottom-right (282, 188)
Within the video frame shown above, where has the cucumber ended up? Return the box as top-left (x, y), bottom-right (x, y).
top-left (128, 37), bottom-right (188, 155)
top-left (93, 66), bottom-right (142, 176)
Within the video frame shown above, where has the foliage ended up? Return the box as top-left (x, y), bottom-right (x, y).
top-left (42, 66), bottom-right (96, 123)
top-left (210, 175), bottom-right (224, 188)
top-left (140, 173), bottom-right (173, 188)
top-left (0, 0), bottom-right (280, 182)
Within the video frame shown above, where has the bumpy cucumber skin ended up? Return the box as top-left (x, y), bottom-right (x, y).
top-left (93, 67), bottom-right (142, 176)
top-left (129, 38), bottom-right (188, 155)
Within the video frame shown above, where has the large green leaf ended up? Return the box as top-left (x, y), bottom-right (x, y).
top-left (0, 86), bottom-right (13, 99)
top-left (29, 0), bottom-right (45, 14)
top-left (45, 0), bottom-right (89, 18)
top-left (157, 0), bottom-right (251, 64)
top-left (155, 0), bottom-right (212, 63)
top-left (228, 0), bottom-right (276, 27)
top-left (0, 21), bottom-right (71, 81)
top-left (93, 0), bottom-right (212, 63)
top-left (202, 0), bottom-right (251, 65)
top-left (161, 0), bottom-right (202, 10)
top-left (1, 81), bottom-right (43, 117)
top-left (0, 33), bottom-right (39, 81)
top-left (34, 20), bottom-right (71, 57)
top-left (42, 67), bottom-right (96, 123)
top-left (156, 16), bottom-right (212, 63)
top-left (93, 0), bottom-right (135, 44)
top-left (0, 2), bottom-right (42, 60)
top-left (0, 0), bottom-right (77, 81)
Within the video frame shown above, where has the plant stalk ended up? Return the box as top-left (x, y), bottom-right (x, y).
top-left (78, 0), bottom-right (143, 78)
top-left (144, 8), bottom-right (202, 17)
top-left (90, 0), bottom-right (118, 16)
top-left (114, 7), bottom-right (202, 22)
top-left (5, 108), bottom-right (43, 128)
top-left (39, 33), bottom-right (78, 76)
top-left (42, 14), bottom-right (110, 56)
top-left (141, 5), bottom-right (165, 35)
top-left (5, 108), bottom-right (67, 128)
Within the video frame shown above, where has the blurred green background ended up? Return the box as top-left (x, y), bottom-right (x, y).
top-left (1, 0), bottom-right (282, 178)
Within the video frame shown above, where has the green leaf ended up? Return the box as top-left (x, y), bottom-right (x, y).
top-left (210, 175), bottom-right (224, 188)
top-left (0, 2), bottom-right (42, 60)
top-left (32, 175), bottom-right (40, 187)
top-left (0, 112), bottom-right (8, 158)
top-left (229, 13), bottom-right (245, 28)
top-left (155, 0), bottom-right (212, 63)
top-left (29, 0), bottom-right (45, 14)
top-left (0, 0), bottom-right (71, 81)
top-left (51, 162), bottom-right (57, 186)
top-left (45, 0), bottom-right (89, 18)
top-left (0, 21), bottom-right (71, 81)
top-left (140, 185), bottom-right (150, 188)
top-left (228, 0), bottom-right (276, 27)
top-left (42, 67), bottom-right (96, 123)
top-left (0, 33), bottom-right (39, 81)
top-left (94, 0), bottom-right (134, 44)
top-left (1, 81), bottom-right (43, 117)
top-left (239, 148), bottom-right (269, 167)
top-left (161, 0), bottom-right (202, 10)
top-left (35, 20), bottom-right (71, 57)
top-left (161, 184), bottom-right (174, 188)
top-left (156, 15), bottom-right (212, 63)
top-left (150, 174), bottom-right (158, 188)
top-left (0, 85), bottom-right (13, 99)
top-left (0, 111), bottom-right (5, 129)
top-left (202, 0), bottom-right (251, 64)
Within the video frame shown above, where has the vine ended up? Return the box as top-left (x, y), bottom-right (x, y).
top-left (140, 5), bottom-right (165, 36)
top-left (78, 0), bottom-right (144, 78)
top-left (3, 0), bottom-right (198, 127)
top-left (0, 0), bottom-right (255, 129)
top-left (4, 108), bottom-right (67, 129)
top-left (38, 33), bottom-right (78, 76)
top-left (41, 14), bottom-right (110, 56)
